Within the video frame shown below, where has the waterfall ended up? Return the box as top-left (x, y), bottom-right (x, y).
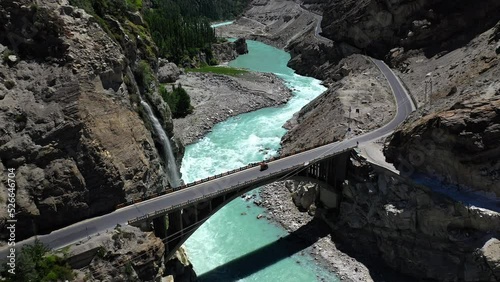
top-left (140, 98), bottom-right (182, 188)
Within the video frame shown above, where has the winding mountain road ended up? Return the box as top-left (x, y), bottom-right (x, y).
top-left (0, 59), bottom-right (415, 260)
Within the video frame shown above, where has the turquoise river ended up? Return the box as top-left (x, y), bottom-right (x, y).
top-left (180, 40), bottom-right (340, 281)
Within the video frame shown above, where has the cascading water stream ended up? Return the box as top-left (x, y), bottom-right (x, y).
top-left (140, 98), bottom-right (182, 187)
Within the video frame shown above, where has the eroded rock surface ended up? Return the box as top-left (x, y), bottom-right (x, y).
top-left (69, 225), bottom-right (196, 282)
top-left (385, 96), bottom-right (500, 197)
top-left (158, 60), bottom-right (181, 83)
top-left (320, 153), bottom-right (500, 281)
top-left (0, 0), bottom-right (173, 240)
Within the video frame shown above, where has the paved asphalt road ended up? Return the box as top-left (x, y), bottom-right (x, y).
top-left (0, 59), bottom-right (415, 259)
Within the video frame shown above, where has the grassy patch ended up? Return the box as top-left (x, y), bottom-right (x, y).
top-left (186, 66), bottom-right (248, 76)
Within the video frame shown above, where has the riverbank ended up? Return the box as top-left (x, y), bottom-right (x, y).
top-left (254, 182), bottom-right (373, 282)
top-left (173, 71), bottom-right (291, 145)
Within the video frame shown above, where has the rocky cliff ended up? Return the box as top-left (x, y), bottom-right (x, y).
top-left (67, 225), bottom-right (197, 281)
top-left (321, 0), bottom-right (500, 59)
top-left (274, 1), bottom-right (500, 280)
top-left (0, 0), bottom-right (180, 241)
top-left (0, 0), bottom-right (197, 281)
top-left (385, 96), bottom-right (500, 197)
top-left (211, 38), bottom-right (249, 64)
top-left (280, 54), bottom-right (394, 154)
top-left (318, 153), bottom-right (500, 281)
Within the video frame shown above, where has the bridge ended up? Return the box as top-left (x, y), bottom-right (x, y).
top-left (0, 59), bottom-right (415, 262)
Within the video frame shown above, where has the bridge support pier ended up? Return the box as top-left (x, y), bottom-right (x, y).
top-left (153, 215), bottom-right (167, 239)
top-left (165, 210), bottom-right (184, 256)
top-left (299, 151), bottom-right (349, 189)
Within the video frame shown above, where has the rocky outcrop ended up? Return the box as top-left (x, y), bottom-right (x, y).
top-left (317, 153), bottom-right (500, 281)
top-left (211, 38), bottom-right (248, 63)
top-left (285, 180), bottom-right (318, 212)
top-left (69, 225), bottom-right (197, 281)
top-left (164, 246), bottom-right (198, 282)
top-left (286, 34), bottom-right (346, 80)
top-left (281, 55), bottom-right (394, 154)
top-left (73, 225), bottom-right (166, 281)
top-left (158, 59), bottom-right (181, 83)
top-left (0, 0), bottom-right (177, 240)
top-left (321, 0), bottom-right (500, 58)
top-left (234, 38), bottom-right (248, 54)
top-left (211, 41), bottom-right (238, 63)
top-left (385, 96), bottom-right (500, 197)
top-left (482, 238), bottom-right (500, 279)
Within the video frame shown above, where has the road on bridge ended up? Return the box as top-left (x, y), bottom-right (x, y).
top-left (0, 59), bottom-right (416, 259)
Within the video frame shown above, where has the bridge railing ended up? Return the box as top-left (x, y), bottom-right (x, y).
top-left (119, 139), bottom-right (350, 211)
top-left (126, 146), bottom-right (353, 225)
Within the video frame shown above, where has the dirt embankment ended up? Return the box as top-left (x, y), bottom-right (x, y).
top-left (281, 55), bottom-right (393, 154)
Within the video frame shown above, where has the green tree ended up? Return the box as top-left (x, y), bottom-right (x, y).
top-left (144, 0), bottom-right (219, 64)
top-left (1, 240), bottom-right (74, 282)
top-left (160, 84), bottom-right (192, 118)
top-left (173, 84), bottom-right (192, 117)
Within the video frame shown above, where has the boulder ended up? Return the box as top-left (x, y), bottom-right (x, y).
top-left (158, 62), bottom-right (181, 83)
top-left (481, 238), bottom-right (500, 278)
top-left (291, 182), bottom-right (318, 211)
top-left (7, 55), bottom-right (18, 64)
top-left (322, 0), bottom-right (500, 57)
top-left (234, 38), bottom-right (249, 55)
top-left (385, 96), bottom-right (500, 197)
top-left (159, 58), bottom-right (169, 67)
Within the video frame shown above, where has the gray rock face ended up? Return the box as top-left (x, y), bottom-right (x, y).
top-left (0, 0), bottom-right (173, 240)
top-left (385, 96), bottom-right (500, 197)
top-left (481, 238), bottom-right (500, 279)
top-left (212, 41), bottom-right (238, 63)
top-left (286, 181), bottom-right (318, 211)
top-left (321, 0), bottom-right (500, 58)
top-left (234, 38), bottom-right (249, 54)
top-left (158, 61), bottom-right (181, 83)
top-left (69, 225), bottom-right (197, 281)
top-left (321, 154), bottom-right (500, 281)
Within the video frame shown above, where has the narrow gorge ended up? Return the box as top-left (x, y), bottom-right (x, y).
top-left (0, 0), bottom-right (499, 281)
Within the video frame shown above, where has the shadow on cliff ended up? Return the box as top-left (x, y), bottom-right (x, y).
top-left (197, 217), bottom-right (331, 281)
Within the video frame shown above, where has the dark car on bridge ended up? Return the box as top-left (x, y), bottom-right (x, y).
top-left (259, 162), bottom-right (268, 171)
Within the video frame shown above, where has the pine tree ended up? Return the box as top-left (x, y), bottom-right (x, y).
top-left (174, 84), bottom-right (191, 117)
